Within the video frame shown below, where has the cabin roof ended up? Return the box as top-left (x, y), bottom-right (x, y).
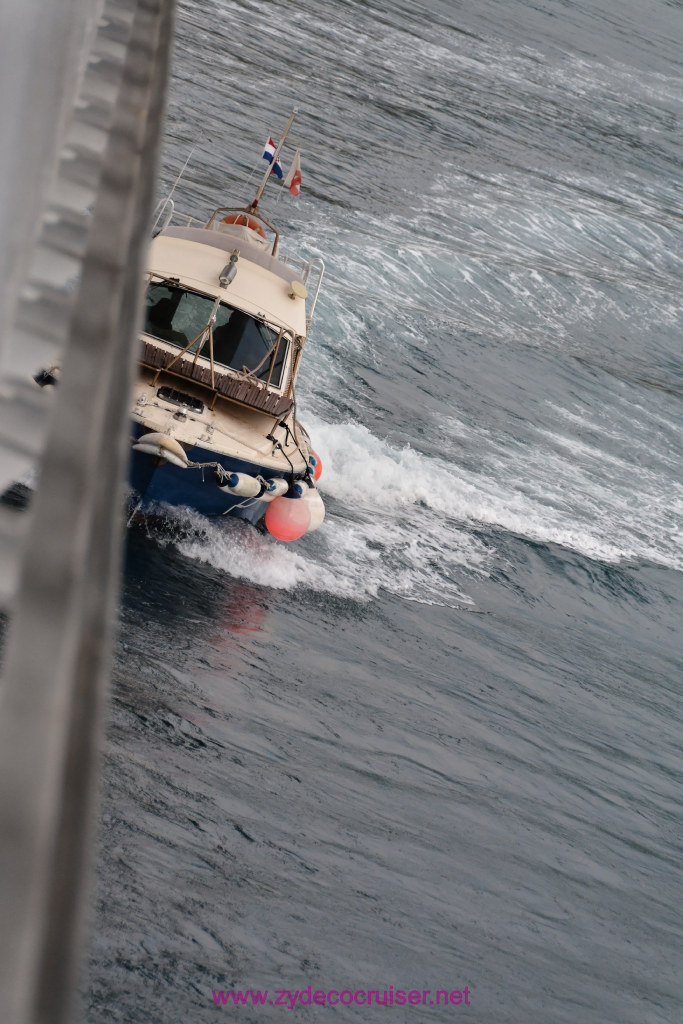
top-left (160, 226), bottom-right (305, 285)
top-left (148, 229), bottom-right (308, 335)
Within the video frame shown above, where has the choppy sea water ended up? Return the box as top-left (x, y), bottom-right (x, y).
top-left (85, 1), bottom-right (682, 1021)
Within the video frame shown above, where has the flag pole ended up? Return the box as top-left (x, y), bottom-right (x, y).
top-left (250, 107), bottom-right (298, 208)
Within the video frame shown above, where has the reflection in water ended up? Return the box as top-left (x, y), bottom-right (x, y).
top-left (124, 518), bottom-right (269, 643)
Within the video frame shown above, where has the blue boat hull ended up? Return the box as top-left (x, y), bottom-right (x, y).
top-left (129, 423), bottom-right (286, 522)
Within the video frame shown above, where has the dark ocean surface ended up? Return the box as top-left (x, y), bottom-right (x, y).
top-left (85, 1), bottom-right (682, 1021)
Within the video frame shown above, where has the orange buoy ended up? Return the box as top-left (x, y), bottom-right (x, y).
top-left (264, 496), bottom-right (311, 541)
top-left (221, 213), bottom-right (267, 239)
top-left (309, 450), bottom-right (323, 481)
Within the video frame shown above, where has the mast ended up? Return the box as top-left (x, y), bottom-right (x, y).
top-left (250, 107), bottom-right (298, 208)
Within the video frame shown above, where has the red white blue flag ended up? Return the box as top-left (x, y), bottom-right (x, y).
top-left (262, 137), bottom-right (283, 179)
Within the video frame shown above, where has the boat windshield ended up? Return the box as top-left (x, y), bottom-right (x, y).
top-left (143, 282), bottom-right (288, 387)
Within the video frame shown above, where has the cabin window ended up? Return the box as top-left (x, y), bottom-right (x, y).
top-left (207, 306), bottom-right (285, 384)
top-left (144, 282), bottom-right (289, 388)
top-left (145, 283), bottom-right (211, 351)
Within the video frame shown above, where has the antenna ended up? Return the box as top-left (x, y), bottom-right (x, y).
top-left (152, 132), bottom-right (202, 231)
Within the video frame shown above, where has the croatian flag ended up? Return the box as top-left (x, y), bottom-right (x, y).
top-left (284, 149), bottom-right (302, 196)
top-left (262, 137), bottom-right (283, 179)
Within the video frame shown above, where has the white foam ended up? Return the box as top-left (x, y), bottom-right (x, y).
top-left (140, 422), bottom-right (493, 607)
top-left (309, 413), bottom-right (683, 571)
top-left (144, 394), bottom-right (681, 607)
top-left (165, 492), bottom-right (485, 606)
top-left (436, 411), bottom-right (683, 570)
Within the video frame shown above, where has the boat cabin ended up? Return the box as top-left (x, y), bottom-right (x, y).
top-left (139, 211), bottom-right (323, 419)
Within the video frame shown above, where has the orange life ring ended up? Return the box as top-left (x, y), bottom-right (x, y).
top-left (221, 213), bottom-right (267, 239)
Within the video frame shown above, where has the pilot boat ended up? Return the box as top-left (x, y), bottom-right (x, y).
top-left (129, 112), bottom-right (325, 541)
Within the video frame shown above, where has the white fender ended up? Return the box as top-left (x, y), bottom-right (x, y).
top-left (133, 432), bottom-right (188, 468)
top-left (218, 472), bottom-right (262, 497)
top-left (261, 478), bottom-right (289, 502)
top-left (293, 481), bottom-right (326, 532)
top-left (292, 480), bottom-right (310, 498)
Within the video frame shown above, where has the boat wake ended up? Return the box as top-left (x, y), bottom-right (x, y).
top-left (133, 390), bottom-right (681, 608)
top-left (135, 492), bottom-right (487, 608)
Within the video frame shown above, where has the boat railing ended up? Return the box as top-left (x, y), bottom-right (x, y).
top-left (153, 206), bottom-right (205, 232)
top-left (269, 252), bottom-right (324, 328)
top-left (151, 195), bottom-right (175, 232)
